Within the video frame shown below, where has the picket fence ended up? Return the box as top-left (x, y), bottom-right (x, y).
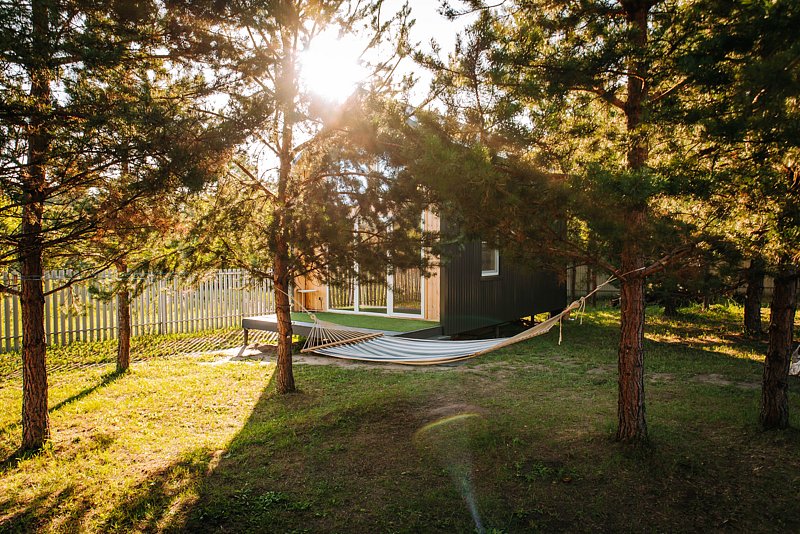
top-left (0, 270), bottom-right (275, 353)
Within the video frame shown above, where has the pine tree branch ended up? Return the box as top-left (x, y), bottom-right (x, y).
top-left (651, 78), bottom-right (689, 103)
top-left (0, 282), bottom-right (21, 296)
top-left (640, 244), bottom-right (696, 278)
top-left (43, 258), bottom-right (122, 296)
top-left (232, 161), bottom-right (278, 202)
top-left (575, 86), bottom-right (626, 110)
top-left (218, 236), bottom-right (273, 280)
top-left (444, 1), bottom-right (506, 18)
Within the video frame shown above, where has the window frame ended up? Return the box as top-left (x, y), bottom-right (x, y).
top-left (480, 242), bottom-right (500, 278)
top-left (325, 213), bottom-right (426, 318)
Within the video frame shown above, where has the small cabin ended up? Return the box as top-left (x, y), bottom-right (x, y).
top-left (290, 212), bottom-right (565, 337)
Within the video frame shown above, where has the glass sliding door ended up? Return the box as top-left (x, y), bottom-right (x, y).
top-left (328, 274), bottom-right (355, 312)
top-left (391, 268), bottom-right (422, 315)
top-left (358, 275), bottom-right (388, 314)
top-left (327, 271), bottom-right (423, 317)
top-left (327, 208), bottom-right (424, 316)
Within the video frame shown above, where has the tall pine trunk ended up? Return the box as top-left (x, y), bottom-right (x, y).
top-left (20, 0), bottom-right (51, 452)
top-left (615, 1), bottom-right (650, 443)
top-left (616, 238), bottom-right (648, 442)
top-left (273, 43), bottom-right (296, 394)
top-left (272, 142), bottom-right (296, 394)
top-left (273, 254), bottom-right (295, 394)
top-left (759, 267), bottom-right (797, 430)
top-left (116, 262), bottom-right (131, 373)
top-left (269, 29), bottom-right (297, 395)
top-left (20, 221), bottom-right (48, 451)
top-left (744, 257), bottom-right (765, 337)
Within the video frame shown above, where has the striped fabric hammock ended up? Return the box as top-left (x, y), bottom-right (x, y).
top-left (301, 294), bottom-right (591, 365)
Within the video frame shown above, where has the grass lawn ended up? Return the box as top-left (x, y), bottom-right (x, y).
top-left (0, 328), bottom-right (280, 381)
top-left (290, 311), bottom-right (438, 332)
top-left (1, 304), bottom-right (799, 532)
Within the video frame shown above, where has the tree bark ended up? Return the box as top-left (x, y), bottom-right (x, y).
top-left (20, 224), bottom-right (48, 452)
top-left (759, 267), bottom-right (797, 430)
top-left (116, 262), bottom-right (131, 373)
top-left (615, 0), bottom-right (650, 443)
top-left (270, 27), bottom-right (298, 395)
top-left (273, 260), bottom-right (295, 394)
top-left (20, 0), bottom-right (51, 452)
top-left (744, 257), bottom-right (765, 337)
top-left (616, 240), bottom-right (648, 442)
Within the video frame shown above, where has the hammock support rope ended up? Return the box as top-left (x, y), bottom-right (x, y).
top-left (300, 276), bottom-right (616, 365)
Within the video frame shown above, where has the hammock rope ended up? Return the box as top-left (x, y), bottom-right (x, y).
top-left (299, 276), bottom-right (617, 365)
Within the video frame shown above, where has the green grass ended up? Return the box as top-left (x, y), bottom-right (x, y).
top-left (291, 311), bottom-right (438, 332)
top-left (0, 328), bottom-right (278, 381)
top-left (1, 305), bottom-right (799, 532)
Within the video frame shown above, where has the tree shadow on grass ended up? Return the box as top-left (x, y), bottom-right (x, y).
top-left (0, 449), bottom-right (212, 533)
top-left (160, 337), bottom-right (800, 533)
top-left (0, 485), bottom-right (76, 533)
top-left (5, 323), bottom-right (797, 533)
top-left (167, 367), bottom-right (488, 534)
top-left (0, 483), bottom-right (97, 534)
top-left (0, 370), bottom-right (126, 466)
top-left (48, 369), bottom-right (126, 413)
top-left (98, 447), bottom-right (216, 533)
top-left (86, 370), bottom-right (289, 533)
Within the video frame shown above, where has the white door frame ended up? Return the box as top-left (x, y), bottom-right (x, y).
top-left (326, 271), bottom-right (424, 318)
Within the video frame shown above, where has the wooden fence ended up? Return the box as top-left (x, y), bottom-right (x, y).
top-left (567, 264), bottom-right (777, 302)
top-left (0, 270), bottom-right (275, 352)
top-left (567, 265), bottom-right (620, 301)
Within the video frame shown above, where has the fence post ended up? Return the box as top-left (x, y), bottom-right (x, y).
top-left (3, 271), bottom-right (11, 352)
top-left (158, 279), bottom-right (165, 335)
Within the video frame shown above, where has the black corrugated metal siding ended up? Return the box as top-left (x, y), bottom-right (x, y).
top-left (440, 241), bottom-right (566, 336)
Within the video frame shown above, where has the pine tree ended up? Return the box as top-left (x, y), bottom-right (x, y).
top-left (179, 1), bottom-right (429, 394)
top-left (0, 0), bottom-right (238, 452)
top-left (414, 1), bottom-right (740, 442)
top-left (688, 0), bottom-right (800, 429)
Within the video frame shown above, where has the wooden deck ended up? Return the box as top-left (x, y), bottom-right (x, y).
top-left (242, 314), bottom-right (400, 337)
top-left (241, 314), bottom-right (443, 341)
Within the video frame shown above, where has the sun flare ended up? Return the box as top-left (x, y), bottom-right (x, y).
top-left (300, 31), bottom-right (367, 103)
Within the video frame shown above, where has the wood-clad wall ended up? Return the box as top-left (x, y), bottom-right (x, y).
top-left (423, 210), bottom-right (441, 322)
top-left (437, 214), bottom-right (566, 336)
top-left (293, 274), bottom-right (327, 312)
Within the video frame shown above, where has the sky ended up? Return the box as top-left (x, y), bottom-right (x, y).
top-left (402, 0), bottom-right (467, 55)
top-left (388, 0), bottom-right (476, 102)
top-left (300, 1), bottom-right (474, 104)
top-left (255, 1), bottom-right (477, 175)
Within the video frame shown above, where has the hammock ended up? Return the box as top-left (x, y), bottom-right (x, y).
top-left (300, 290), bottom-right (597, 365)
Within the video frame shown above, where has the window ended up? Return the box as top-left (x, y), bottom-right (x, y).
top-left (328, 211), bottom-right (425, 317)
top-left (481, 242), bottom-right (499, 277)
